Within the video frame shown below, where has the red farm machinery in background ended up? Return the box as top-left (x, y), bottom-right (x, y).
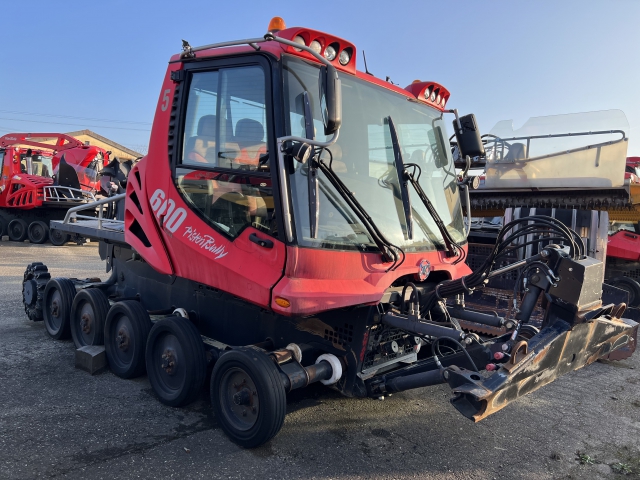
top-left (20, 17), bottom-right (638, 448)
top-left (0, 132), bottom-right (110, 244)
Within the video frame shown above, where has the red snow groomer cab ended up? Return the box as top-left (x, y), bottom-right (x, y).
top-left (0, 133), bottom-right (108, 244)
top-left (26, 17), bottom-right (637, 447)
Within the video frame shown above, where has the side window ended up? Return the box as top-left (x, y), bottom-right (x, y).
top-left (181, 66), bottom-right (269, 172)
top-left (176, 64), bottom-right (276, 240)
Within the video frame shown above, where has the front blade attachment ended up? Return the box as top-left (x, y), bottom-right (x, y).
top-left (444, 315), bottom-right (638, 422)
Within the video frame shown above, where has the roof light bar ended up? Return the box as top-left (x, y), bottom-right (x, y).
top-left (179, 32), bottom-right (336, 70)
top-left (404, 81), bottom-right (451, 111)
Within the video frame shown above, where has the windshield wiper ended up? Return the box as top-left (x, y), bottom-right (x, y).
top-left (403, 165), bottom-right (461, 261)
top-left (386, 116), bottom-right (462, 261)
top-left (386, 116), bottom-right (413, 240)
top-left (315, 157), bottom-right (402, 267)
top-left (296, 92), bottom-right (401, 268)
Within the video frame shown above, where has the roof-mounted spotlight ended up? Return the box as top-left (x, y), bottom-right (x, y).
top-left (404, 81), bottom-right (450, 111)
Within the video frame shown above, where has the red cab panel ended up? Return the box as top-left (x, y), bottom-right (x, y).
top-left (272, 247), bottom-right (471, 316)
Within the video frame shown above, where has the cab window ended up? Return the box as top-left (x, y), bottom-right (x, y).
top-left (176, 65), bottom-right (276, 240)
top-left (181, 66), bottom-right (269, 172)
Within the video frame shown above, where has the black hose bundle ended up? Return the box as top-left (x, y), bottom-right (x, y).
top-left (420, 215), bottom-right (585, 313)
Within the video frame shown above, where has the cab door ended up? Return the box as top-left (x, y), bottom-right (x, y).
top-left (159, 57), bottom-right (286, 310)
top-left (0, 149), bottom-right (11, 203)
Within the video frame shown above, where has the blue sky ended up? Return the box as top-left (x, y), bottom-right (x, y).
top-left (1, 0), bottom-right (638, 155)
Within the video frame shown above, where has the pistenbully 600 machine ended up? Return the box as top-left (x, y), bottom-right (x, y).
top-left (22, 18), bottom-right (637, 447)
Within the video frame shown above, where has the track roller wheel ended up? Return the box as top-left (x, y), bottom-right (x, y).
top-left (49, 228), bottom-right (70, 246)
top-left (22, 263), bottom-right (50, 321)
top-left (609, 276), bottom-right (640, 307)
top-left (27, 221), bottom-right (49, 244)
top-left (43, 278), bottom-right (76, 339)
top-left (211, 347), bottom-right (287, 448)
top-left (8, 219), bottom-right (27, 242)
top-left (146, 316), bottom-right (206, 407)
top-left (104, 301), bottom-right (152, 378)
top-left (70, 289), bottom-right (110, 348)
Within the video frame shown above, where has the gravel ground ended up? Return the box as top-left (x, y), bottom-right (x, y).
top-left (1, 240), bottom-right (639, 479)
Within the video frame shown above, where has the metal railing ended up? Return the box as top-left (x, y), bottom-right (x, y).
top-left (483, 129), bottom-right (627, 164)
top-left (43, 185), bottom-right (96, 203)
top-left (61, 193), bottom-right (126, 231)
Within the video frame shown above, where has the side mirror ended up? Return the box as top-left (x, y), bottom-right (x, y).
top-left (318, 64), bottom-right (342, 135)
top-left (452, 114), bottom-right (485, 159)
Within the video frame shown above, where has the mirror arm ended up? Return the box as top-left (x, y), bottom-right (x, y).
top-left (278, 131), bottom-right (339, 149)
top-left (447, 109), bottom-right (462, 133)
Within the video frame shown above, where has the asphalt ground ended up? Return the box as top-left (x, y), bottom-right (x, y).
top-left (1, 240), bottom-right (639, 480)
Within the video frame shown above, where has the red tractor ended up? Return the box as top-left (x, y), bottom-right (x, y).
top-left (22, 18), bottom-right (637, 447)
top-left (0, 133), bottom-right (109, 244)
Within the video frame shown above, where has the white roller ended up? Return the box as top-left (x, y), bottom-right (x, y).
top-left (285, 343), bottom-right (303, 363)
top-left (315, 353), bottom-right (342, 385)
top-left (173, 308), bottom-right (189, 319)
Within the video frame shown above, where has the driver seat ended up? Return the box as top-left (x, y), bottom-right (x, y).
top-left (234, 118), bottom-right (267, 168)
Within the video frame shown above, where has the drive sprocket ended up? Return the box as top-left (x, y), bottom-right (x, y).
top-left (23, 262), bottom-right (51, 321)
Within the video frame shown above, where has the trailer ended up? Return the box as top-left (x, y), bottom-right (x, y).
top-left (22, 18), bottom-right (638, 448)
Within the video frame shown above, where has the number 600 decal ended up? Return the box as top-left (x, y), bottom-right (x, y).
top-left (150, 188), bottom-right (187, 233)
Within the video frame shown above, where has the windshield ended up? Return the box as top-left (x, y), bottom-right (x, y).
top-left (283, 57), bottom-right (465, 253)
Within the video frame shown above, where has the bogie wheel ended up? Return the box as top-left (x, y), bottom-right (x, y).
top-left (146, 316), bottom-right (207, 407)
top-left (49, 228), bottom-right (70, 246)
top-left (8, 218), bottom-right (28, 242)
top-left (22, 262), bottom-right (50, 321)
top-left (43, 278), bottom-right (76, 339)
top-left (211, 347), bottom-right (287, 448)
top-left (70, 289), bottom-right (110, 348)
top-left (27, 221), bottom-right (49, 244)
top-left (104, 301), bottom-right (152, 378)
top-left (609, 276), bottom-right (640, 307)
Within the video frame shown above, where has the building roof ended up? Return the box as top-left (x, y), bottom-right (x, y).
top-left (65, 129), bottom-right (144, 158)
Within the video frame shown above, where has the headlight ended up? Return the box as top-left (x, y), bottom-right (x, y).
top-left (309, 40), bottom-right (322, 54)
top-left (293, 35), bottom-right (306, 51)
top-left (436, 94), bottom-right (441, 105)
top-left (339, 49), bottom-right (351, 65)
top-left (430, 91), bottom-right (437, 102)
top-left (424, 86), bottom-right (432, 100)
top-left (324, 45), bottom-right (337, 61)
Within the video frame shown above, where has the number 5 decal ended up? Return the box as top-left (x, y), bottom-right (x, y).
top-left (161, 89), bottom-right (171, 111)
